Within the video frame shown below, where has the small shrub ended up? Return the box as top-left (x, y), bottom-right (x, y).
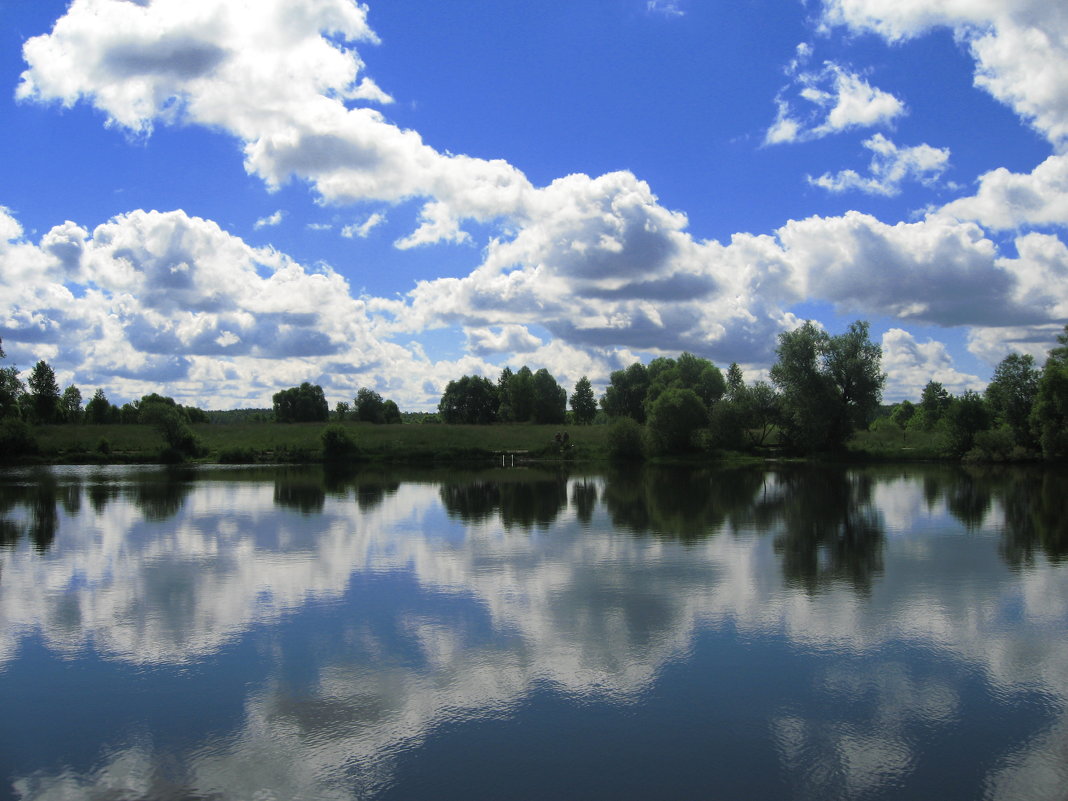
top-left (321, 425), bottom-right (360, 462)
top-left (96, 437), bottom-right (111, 455)
top-left (968, 426), bottom-right (1016, 462)
top-left (0, 420), bottom-right (38, 461)
top-left (607, 417), bottom-right (645, 461)
top-left (646, 388), bottom-right (708, 454)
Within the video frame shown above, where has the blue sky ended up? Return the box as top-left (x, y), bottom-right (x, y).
top-left (1, 0), bottom-right (1066, 410)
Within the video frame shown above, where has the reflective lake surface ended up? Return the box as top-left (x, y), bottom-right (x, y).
top-left (1, 463), bottom-right (1066, 801)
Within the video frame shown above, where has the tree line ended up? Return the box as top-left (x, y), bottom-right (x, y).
top-left (431, 320), bottom-right (1068, 460)
top-left (3, 319), bottom-right (1067, 461)
top-left (880, 326), bottom-right (1068, 461)
top-left (434, 321), bottom-right (887, 456)
top-left (271, 383), bottom-right (402, 424)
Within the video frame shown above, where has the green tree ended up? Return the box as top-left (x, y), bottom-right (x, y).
top-left (0, 337), bottom-right (24, 420)
top-left (944, 390), bottom-right (991, 458)
top-left (531, 368), bottom-right (566, 424)
top-left (737, 381), bottom-right (779, 447)
top-left (119, 402), bottom-right (139, 424)
top-left (85, 389), bottom-right (112, 425)
top-left (917, 381), bottom-right (951, 430)
top-left (355, 387), bottom-right (386, 423)
top-left (496, 367), bottom-right (516, 421)
top-left (890, 400), bottom-right (916, 428)
top-left (273, 383), bottom-right (329, 423)
top-left (986, 353), bottom-right (1039, 448)
top-left (507, 366), bottom-right (535, 422)
top-left (646, 387), bottom-right (708, 453)
top-left (382, 399), bottom-right (401, 424)
top-left (600, 361), bottom-right (650, 422)
top-left (569, 376), bottom-right (597, 424)
top-left (334, 401), bottom-right (350, 421)
top-left (438, 375), bottom-right (499, 424)
top-left (725, 362), bottom-right (745, 401)
top-left (60, 385), bottom-right (83, 424)
top-left (139, 397), bottom-right (202, 460)
top-left (1031, 325), bottom-right (1068, 459)
top-left (28, 360), bottom-right (60, 424)
top-left (770, 320), bottom-right (885, 452)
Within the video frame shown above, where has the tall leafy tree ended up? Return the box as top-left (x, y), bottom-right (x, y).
top-left (273, 383), bottom-right (329, 423)
top-left (569, 376), bottom-right (597, 424)
top-left (509, 366), bottom-right (534, 422)
top-left (944, 390), bottom-right (991, 457)
top-left (531, 368), bottom-right (566, 424)
top-left (916, 381), bottom-right (951, 430)
top-left (1031, 325), bottom-right (1068, 459)
top-left (0, 338), bottom-right (25, 420)
top-left (60, 385), bottom-right (83, 424)
top-left (890, 400), bottom-right (916, 428)
top-left (725, 362), bottom-right (745, 401)
top-left (496, 367), bottom-right (515, 421)
top-left (355, 387), bottom-right (386, 423)
top-left (647, 387), bottom-right (708, 453)
top-left (738, 381), bottom-right (779, 447)
top-left (86, 388), bottom-right (112, 424)
top-left (438, 375), bottom-right (498, 424)
top-left (770, 320), bottom-right (884, 452)
top-left (986, 353), bottom-right (1039, 447)
top-left (28, 360), bottom-right (60, 424)
top-left (382, 399), bottom-right (402, 424)
top-left (644, 353), bottom-right (726, 414)
top-left (822, 321), bottom-right (885, 446)
top-left (600, 361), bottom-right (650, 422)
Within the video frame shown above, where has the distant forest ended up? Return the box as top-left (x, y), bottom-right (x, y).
top-left (2, 320), bottom-right (1067, 461)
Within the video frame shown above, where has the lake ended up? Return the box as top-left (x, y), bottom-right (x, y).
top-left (1, 462), bottom-right (1066, 801)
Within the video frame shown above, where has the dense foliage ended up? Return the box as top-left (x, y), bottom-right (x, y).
top-left (569, 376), bottom-right (597, 424)
top-left (5, 320), bottom-right (1068, 464)
top-left (273, 382), bottom-right (329, 423)
top-left (770, 321), bottom-right (885, 452)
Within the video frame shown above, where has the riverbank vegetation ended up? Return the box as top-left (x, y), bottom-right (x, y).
top-left (2, 322), bottom-right (1066, 465)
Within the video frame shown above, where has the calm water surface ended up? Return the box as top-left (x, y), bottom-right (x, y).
top-left (0, 463), bottom-right (1066, 800)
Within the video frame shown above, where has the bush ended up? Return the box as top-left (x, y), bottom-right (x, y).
top-left (707, 401), bottom-right (747, 451)
top-left (0, 419), bottom-right (38, 461)
top-left (321, 425), bottom-right (360, 462)
top-left (607, 417), bottom-right (645, 461)
top-left (646, 388), bottom-right (708, 454)
top-left (218, 446), bottom-right (257, 464)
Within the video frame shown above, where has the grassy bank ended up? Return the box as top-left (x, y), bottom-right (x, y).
top-left (845, 425), bottom-right (948, 461)
top-left (27, 421), bottom-right (612, 465)
top-left (13, 419), bottom-right (1006, 467)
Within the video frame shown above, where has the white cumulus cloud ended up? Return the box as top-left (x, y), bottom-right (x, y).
top-left (820, 0), bottom-right (1068, 147)
top-left (810, 134), bottom-right (951, 196)
top-left (253, 210), bottom-right (284, 229)
top-left (766, 62), bottom-right (906, 145)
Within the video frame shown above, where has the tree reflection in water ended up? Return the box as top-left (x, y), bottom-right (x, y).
top-left (273, 470), bottom-right (327, 515)
top-left (0, 470), bottom-right (59, 552)
top-left (601, 465), bottom-right (766, 541)
top-left (992, 467), bottom-right (1068, 566)
top-left (571, 478), bottom-right (598, 527)
top-left (439, 470), bottom-right (570, 531)
top-left (761, 467), bottom-right (885, 595)
top-left (129, 467), bottom-right (197, 521)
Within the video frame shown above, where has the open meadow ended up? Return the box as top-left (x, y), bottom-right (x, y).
top-left (30, 421), bottom-right (615, 464)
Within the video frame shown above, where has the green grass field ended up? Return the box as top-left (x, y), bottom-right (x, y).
top-left (19, 417), bottom-right (964, 466)
top-left (30, 421), bottom-right (612, 464)
top-left (847, 423), bottom-right (947, 460)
